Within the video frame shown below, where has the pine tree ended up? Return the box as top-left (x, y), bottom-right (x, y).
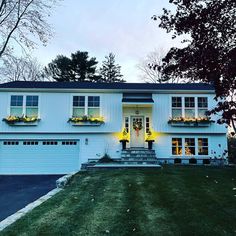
top-left (99, 53), bottom-right (125, 83)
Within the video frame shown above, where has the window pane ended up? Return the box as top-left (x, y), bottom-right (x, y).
top-left (185, 97), bottom-right (195, 107)
top-left (198, 97), bottom-right (208, 108)
top-left (88, 96), bottom-right (100, 107)
top-left (198, 147), bottom-right (208, 155)
top-left (172, 97), bottom-right (182, 107)
top-left (172, 109), bottom-right (182, 118)
top-left (88, 108), bottom-right (100, 117)
top-left (73, 108), bottom-right (85, 117)
top-left (185, 138), bottom-right (195, 146)
top-left (26, 108), bottom-right (38, 117)
top-left (198, 109), bottom-right (207, 118)
top-left (185, 146), bottom-right (195, 155)
top-left (185, 138), bottom-right (195, 155)
top-left (73, 96), bottom-right (85, 107)
top-left (10, 107), bottom-right (23, 116)
top-left (11, 95), bottom-right (23, 106)
top-left (26, 96), bottom-right (38, 106)
top-left (185, 109), bottom-right (195, 118)
top-left (172, 138), bottom-right (182, 155)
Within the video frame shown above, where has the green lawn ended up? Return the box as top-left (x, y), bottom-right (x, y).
top-left (2, 166), bottom-right (236, 236)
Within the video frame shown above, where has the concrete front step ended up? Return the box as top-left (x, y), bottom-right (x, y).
top-left (87, 163), bottom-right (161, 169)
top-left (122, 154), bottom-right (156, 157)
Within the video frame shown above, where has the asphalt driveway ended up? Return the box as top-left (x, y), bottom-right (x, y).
top-left (0, 175), bottom-right (62, 221)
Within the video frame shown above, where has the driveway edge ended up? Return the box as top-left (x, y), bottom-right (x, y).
top-left (0, 188), bottom-right (61, 231)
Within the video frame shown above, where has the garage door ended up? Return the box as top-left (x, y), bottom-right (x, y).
top-left (0, 140), bottom-right (80, 174)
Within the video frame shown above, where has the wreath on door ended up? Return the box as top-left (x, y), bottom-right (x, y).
top-left (133, 120), bottom-right (143, 136)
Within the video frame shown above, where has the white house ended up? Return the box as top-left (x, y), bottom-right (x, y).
top-left (0, 81), bottom-right (228, 174)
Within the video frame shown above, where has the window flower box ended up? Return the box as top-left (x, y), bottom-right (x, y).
top-left (168, 117), bottom-right (213, 127)
top-left (68, 116), bottom-right (104, 126)
top-left (2, 116), bottom-right (40, 126)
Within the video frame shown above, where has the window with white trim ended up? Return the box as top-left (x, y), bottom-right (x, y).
top-left (26, 96), bottom-right (38, 117)
top-left (185, 138), bottom-right (195, 155)
top-left (125, 117), bottom-right (129, 133)
top-left (172, 97), bottom-right (182, 118)
top-left (10, 95), bottom-right (23, 116)
top-left (172, 138), bottom-right (182, 155)
top-left (198, 138), bottom-right (208, 155)
top-left (198, 97), bottom-right (208, 118)
top-left (10, 95), bottom-right (39, 117)
top-left (72, 95), bottom-right (100, 117)
top-left (184, 97), bottom-right (195, 118)
top-left (145, 117), bottom-right (150, 133)
top-left (88, 96), bottom-right (100, 116)
top-left (73, 96), bottom-right (85, 117)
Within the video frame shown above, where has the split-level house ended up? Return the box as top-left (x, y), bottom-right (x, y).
top-left (0, 81), bottom-right (227, 174)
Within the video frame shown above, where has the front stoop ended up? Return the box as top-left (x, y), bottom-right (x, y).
top-left (83, 148), bottom-right (161, 170)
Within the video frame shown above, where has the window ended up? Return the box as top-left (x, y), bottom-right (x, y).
top-left (72, 95), bottom-right (100, 117)
top-left (3, 141), bottom-right (19, 145)
top-left (198, 97), bottom-right (208, 118)
top-left (172, 97), bottom-right (182, 118)
top-left (125, 117), bottom-right (129, 133)
top-left (73, 96), bottom-right (85, 117)
top-left (10, 95), bottom-right (23, 116)
top-left (62, 141), bottom-right (77, 145)
top-left (172, 138), bottom-right (182, 155)
top-left (88, 96), bottom-right (100, 117)
top-left (23, 141), bottom-right (39, 145)
top-left (43, 141), bottom-right (58, 145)
top-left (198, 138), bottom-right (208, 155)
top-left (145, 117), bottom-right (150, 133)
top-left (185, 97), bottom-right (195, 118)
top-left (10, 95), bottom-right (39, 117)
top-left (26, 96), bottom-right (38, 117)
top-left (185, 138), bottom-right (195, 155)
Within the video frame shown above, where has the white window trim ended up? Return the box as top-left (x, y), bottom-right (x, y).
top-left (71, 94), bottom-right (101, 117)
top-left (171, 136), bottom-right (210, 157)
top-left (170, 96), bottom-right (209, 118)
top-left (8, 93), bottom-right (40, 118)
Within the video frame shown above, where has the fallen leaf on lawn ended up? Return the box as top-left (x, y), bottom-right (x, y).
top-left (214, 180), bottom-right (218, 184)
top-left (127, 209), bottom-right (130, 212)
top-left (133, 228), bottom-right (136, 231)
top-left (206, 176), bottom-right (209, 178)
top-left (233, 188), bottom-right (236, 190)
top-left (105, 230), bottom-right (110, 233)
top-left (91, 198), bottom-right (94, 202)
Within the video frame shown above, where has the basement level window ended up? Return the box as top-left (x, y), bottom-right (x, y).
top-left (62, 141), bottom-right (77, 145)
top-left (43, 141), bottom-right (58, 145)
top-left (3, 141), bottom-right (19, 145)
top-left (23, 141), bottom-right (39, 145)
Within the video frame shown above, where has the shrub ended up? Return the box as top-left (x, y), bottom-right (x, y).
top-left (98, 154), bottom-right (115, 163)
top-left (174, 158), bottom-right (181, 164)
top-left (189, 158), bottom-right (197, 164)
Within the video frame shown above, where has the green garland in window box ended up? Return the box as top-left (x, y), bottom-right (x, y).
top-left (2, 116), bottom-right (40, 125)
top-left (168, 117), bottom-right (213, 124)
top-left (68, 115), bottom-right (105, 124)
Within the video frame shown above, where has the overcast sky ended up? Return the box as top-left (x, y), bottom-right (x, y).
top-left (32, 0), bottom-right (182, 82)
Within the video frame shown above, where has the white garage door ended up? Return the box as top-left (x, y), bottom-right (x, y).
top-left (0, 140), bottom-right (80, 174)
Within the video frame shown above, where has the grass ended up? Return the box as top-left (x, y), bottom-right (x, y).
top-left (1, 166), bottom-right (236, 236)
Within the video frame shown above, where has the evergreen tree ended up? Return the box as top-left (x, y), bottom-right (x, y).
top-left (44, 51), bottom-right (101, 82)
top-left (99, 53), bottom-right (125, 82)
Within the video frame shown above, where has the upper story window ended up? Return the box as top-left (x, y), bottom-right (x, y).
top-left (73, 96), bottom-right (85, 117)
top-left (10, 95), bottom-right (39, 117)
top-left (10, 95), bottom-right (23, 117)
top-left (72, 95), bottom-right (100, 117)
top-left (26, 96), bottom-right (39, 117)
top-left (198, 97), bottom-right (208, 118)
top-left (184, 97), bottom-right (195, 118)
top-left (171, 96), bottom-right (208, 118)
top-left (88, 96), bottom-right (100, 116)
top-left (172, 97), bottom-right (182, 118)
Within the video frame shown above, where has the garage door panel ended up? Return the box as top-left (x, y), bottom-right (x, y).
top-left (0, 140), bottom-right (80, 174)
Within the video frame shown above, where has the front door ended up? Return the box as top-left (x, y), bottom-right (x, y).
top-left (130, 116), bottom-right (144, 147)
